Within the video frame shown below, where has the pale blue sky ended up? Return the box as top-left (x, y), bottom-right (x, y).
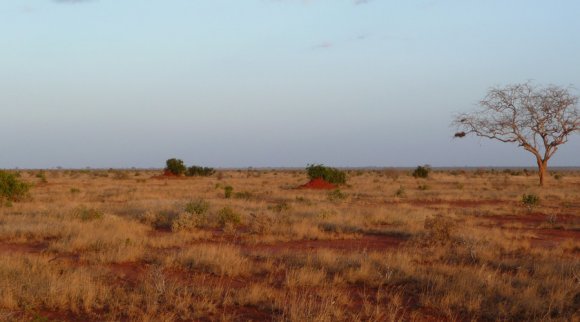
top-left (1, 0), bottom-right (579, 168)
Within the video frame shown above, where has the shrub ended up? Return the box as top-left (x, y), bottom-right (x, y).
top-left (248, 212), bottom-right (274, 235)
top-left (186, 166), bottom-right (215, 177)
top-left (185, 199), bottom-right (210, 215)
top-left (522, 194), bottom-right (540, 212)
top-left (412, 165), bottom-right (430, 178)
top-left (327, 189), bottom-right (347, 202)
top-left (306, 164), bottom-right (346, 185)
top-left (269, 201), bottom-right (291, 213)
top-left (36, 171), bottom-right (48, 184)
top-left (171, 213), bottom-right (200, 232)
top-left (71, 206), bottom-right (104, 221)
top-left (394, 186), bottom-right (406, 198)
top-left (424, 216), bottom-right (456, 244)
top-left (0, 170), bottom-right (31, 202)
top-left (165, 158), bottom-right (186, 176)
top-left (224, 186), bottom-right (234, 199)
top-left (217, 207), bottom-right (241, 227)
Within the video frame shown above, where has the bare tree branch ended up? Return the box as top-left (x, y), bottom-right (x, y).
top-left (453, 82), bottom-right (579, 186)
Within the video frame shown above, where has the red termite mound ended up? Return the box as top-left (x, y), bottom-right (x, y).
top-left (300, 178), bottom-right (336, 190)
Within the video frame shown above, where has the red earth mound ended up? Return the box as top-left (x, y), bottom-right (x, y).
top-left (300, 178), bottom-right (337, 190)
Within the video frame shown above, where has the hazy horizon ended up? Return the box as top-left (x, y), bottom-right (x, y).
top-left (2, 0), bottom-right (579, 169)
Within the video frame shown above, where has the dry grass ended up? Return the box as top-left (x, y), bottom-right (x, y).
top-left (0, 168), bottom-right (578, 321)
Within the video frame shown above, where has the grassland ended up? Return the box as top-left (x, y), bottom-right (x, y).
top-left (0, 168), bottom-right (578, 321)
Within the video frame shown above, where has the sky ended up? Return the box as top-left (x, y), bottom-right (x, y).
top-left (1, 0), bottom-right (579, 169)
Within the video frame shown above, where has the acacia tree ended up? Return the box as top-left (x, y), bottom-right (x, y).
top-left (453, 83), bottom-right (579, 186)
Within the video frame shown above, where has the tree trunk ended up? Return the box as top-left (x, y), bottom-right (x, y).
top-left (537, 158), bottom-right (548, 187)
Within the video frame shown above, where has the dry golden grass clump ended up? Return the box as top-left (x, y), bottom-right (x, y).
top-left (0, 168), bottom-right (578, 321)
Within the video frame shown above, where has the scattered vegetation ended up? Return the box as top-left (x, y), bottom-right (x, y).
top-left (0, 169), bottom-right (578, 321)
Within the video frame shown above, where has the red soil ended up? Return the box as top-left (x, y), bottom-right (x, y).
top-left (0, 242), bottom-right (47, 254)
top-left (531, 229), bottom-right (580, 249)
top-left (151, 170), bottom-right (185, 180)
top-left (246, 234), bottom-right (406, 254)
top-left (408, 199), bottom-right (507, 207)
top-left (485, 213), bottom-right (580, 226)
top-left (299, 178), bottom-right (337, 190)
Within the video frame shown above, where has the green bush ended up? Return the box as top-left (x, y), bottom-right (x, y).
top-left (186, 166), bottom-right (215, 177)
top-left (224, 186), bottom-right (234, 199)
top-left (165, 158), bottom-right (186, 176)
top-left (185, 199), bottom-right (210, 215)
top-left (412, 165), bottom-right (431, 178)
top-left (0, 170), bottom-right (31, 202)
top-left (306, 164), bottom-right (346, 184)
top-left (217, 207), bottom-right (241, 227)
top-left (522, 194), bottom-right (540, 212)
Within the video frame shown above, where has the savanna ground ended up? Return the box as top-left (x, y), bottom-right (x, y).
top-left (0, 168), bottom-right (578, 321)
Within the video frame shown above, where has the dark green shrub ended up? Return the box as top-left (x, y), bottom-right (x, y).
top-left (186, 166), bottom-right (215, 177)
top-left (224, 186), bottom-right (234, 199)
top-left (522, 194), bottom-right (540, 212)
top-left (217, 207), bottom-right (241, 227)
top-left (306, 164), bottom-right (346, 185)
top-left (165, 158), bottom-right (186, 176)
top-left (412, 165), bottom-right (431, 178)
top-left (0, 170), bottom-right (31, 202)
